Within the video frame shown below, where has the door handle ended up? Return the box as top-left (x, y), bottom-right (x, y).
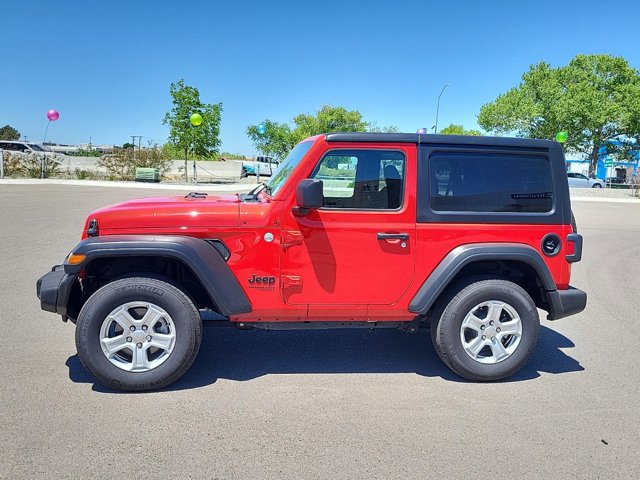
top-left (377, 233), bottom-right (409, 241)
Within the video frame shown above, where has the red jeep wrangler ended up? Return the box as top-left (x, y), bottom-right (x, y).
top-left (37, 133), bottom-right (586, 391)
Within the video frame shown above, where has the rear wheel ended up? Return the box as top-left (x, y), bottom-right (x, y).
top-left (431, 279), bottom-right (539, 381)
top-left (75, 277), bottom-right (202, 391)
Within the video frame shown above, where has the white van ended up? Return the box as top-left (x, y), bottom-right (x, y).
top-left (0, 141), bottom-right (58, 156)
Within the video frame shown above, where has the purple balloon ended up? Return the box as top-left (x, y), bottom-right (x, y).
top-left (47, 109), bottom-right (60, 121)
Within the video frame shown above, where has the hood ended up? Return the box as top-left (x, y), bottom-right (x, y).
top-left (84, 193), bottom-right (240, 235)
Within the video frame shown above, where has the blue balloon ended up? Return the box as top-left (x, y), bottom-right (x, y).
top-left (257, 123), bottom-right (267, 135)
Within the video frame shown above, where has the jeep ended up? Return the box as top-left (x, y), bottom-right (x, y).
top-left (37, 133), bottom-right (587, 391)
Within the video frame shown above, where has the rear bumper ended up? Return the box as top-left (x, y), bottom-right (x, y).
top-left (36, 265), bottom-right (77, 316)
top-left (547, 287), bottom-right (587, 320)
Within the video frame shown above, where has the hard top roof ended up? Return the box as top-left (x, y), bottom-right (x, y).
top-left (325, 132), bottom-right (557, 149)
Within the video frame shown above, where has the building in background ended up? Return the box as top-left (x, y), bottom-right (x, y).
top-left (566, 142), bottom-right (639, 182)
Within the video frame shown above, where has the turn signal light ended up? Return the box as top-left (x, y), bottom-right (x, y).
top-left (67, 253), bottom-right (86, 265)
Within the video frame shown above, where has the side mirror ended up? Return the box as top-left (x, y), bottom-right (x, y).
top-left (296, 179), bottom-right (323, 212)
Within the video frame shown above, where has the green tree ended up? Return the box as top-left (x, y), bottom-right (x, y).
top-left (0, 124), bottom-right (20, 141)
top-left (439, 123), bottom-right (483, 136)
top-left (163, 79), bottom-right (223, 174)
top-left (246, 120), bottom-right (293, 159)
top-left (292, 105), bottom-right (368, 142)
top-left (368, 122), bottom-right (401, 133)
top-left (122, 142), bottom-right (135, 149)
top-left (478, 54), bottom-right (640, 176)
top-left (247, 105), bottom-right (395, 159)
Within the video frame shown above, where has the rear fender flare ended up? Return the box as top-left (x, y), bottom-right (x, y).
top-left (408, 243), bottom-right (557, 315)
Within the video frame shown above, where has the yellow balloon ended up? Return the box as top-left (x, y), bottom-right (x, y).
top-left (190, 113), bottom-right (203, 126)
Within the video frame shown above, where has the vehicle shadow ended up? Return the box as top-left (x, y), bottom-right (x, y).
top-left (66, 324), bottom-right (583, 393)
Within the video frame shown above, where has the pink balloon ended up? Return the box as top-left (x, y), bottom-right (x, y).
top-left (47, 109), bottom-right (60, 121)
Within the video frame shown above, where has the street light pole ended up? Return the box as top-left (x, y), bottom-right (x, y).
top-left (434, 83), bottom-right (450, 134)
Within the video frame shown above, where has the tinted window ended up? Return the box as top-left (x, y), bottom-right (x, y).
top-left (429, 153), bottom-right (553, 213)
top-left (0, 142), bottom-right (22, 151)
top-left (311, 149), bottom-right (405, 209)
top-left (0, 143), bottom-right (19, 152)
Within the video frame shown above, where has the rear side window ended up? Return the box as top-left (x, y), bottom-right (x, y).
top-left (0, 142), bottom-right (23, 152)
top-left (429, 153), bottom-right (553, 213)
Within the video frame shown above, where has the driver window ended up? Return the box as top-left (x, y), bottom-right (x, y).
top-left (310, 149), bottom-right (405, 210)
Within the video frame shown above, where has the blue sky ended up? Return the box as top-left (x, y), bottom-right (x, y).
top-left (2, 0), bottom-right (639, 154)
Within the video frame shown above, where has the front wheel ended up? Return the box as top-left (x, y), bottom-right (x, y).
top-left (75, 277), bottom-right (202, 391)
top-left (431, 279), bottom-right (539, 381)
top-left (592, 183), bottom-right (603, 188)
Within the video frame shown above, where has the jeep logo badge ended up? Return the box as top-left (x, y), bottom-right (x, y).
top-left (248, 274), bottom-right (276, 290)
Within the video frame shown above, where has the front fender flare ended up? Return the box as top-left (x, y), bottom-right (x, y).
top-left (66, 235), bottom-right (252, 316)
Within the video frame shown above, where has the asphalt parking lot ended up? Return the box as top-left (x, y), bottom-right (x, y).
top-left (1, 184), bottom-right (639, 479)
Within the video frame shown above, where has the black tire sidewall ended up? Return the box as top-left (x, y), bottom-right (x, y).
top-left (435, 280), bottom-right (539, 381)
top-left (76, 277), bottom-right (202, 391)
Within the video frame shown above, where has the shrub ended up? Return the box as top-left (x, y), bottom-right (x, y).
top-left (74, 168), bottom-right (98, 180)
top-left (1, 152), bottom-right (24, 177)
top-left (161, 142), bottom-right (220, 161)
top-left (1, 152), bottom-right (61, 178)
top-left (97, 148), bottom-right (171, 181)
top-left (21, 153), bottom-right (62, 178)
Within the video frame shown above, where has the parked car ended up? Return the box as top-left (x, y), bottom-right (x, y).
top-left (605, 176), bottom-right (626, 185)
top-left (241, 156), bottom-right (279, 177)
top-left (0, 140), bottom-right (57, 156)
top-left (567, 172), bottom-right (604, 188)
top-left (37, 133), bottom-right (586, 391)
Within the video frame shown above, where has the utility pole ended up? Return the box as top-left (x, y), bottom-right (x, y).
top-left (130, 135), bottom-right (142, 159)
top-left (89, 136), bottom-right (92, 151)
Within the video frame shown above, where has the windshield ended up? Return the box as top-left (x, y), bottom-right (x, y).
top-left (28, 144), bottom-right (45, 151)
top-left (265, 141), bottom-right (314, 196)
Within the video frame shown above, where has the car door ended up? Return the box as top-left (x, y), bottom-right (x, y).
top-left (575, 173), bottom-right (590, 187)
top-left (279, 145), bottom-right (416, 318)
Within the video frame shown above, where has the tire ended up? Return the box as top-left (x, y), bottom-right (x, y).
top-left (431, 279), bottom-right (539, 381)
top-left (75, 277), bottom-right (202, 391)
top-left (592, 183), bottom-right (602, 188)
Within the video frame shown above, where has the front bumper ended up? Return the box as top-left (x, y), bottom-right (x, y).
top-left (547, 286), bottom-right (587, 320)
top-left (36, 265), bottom-right (78, 317)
